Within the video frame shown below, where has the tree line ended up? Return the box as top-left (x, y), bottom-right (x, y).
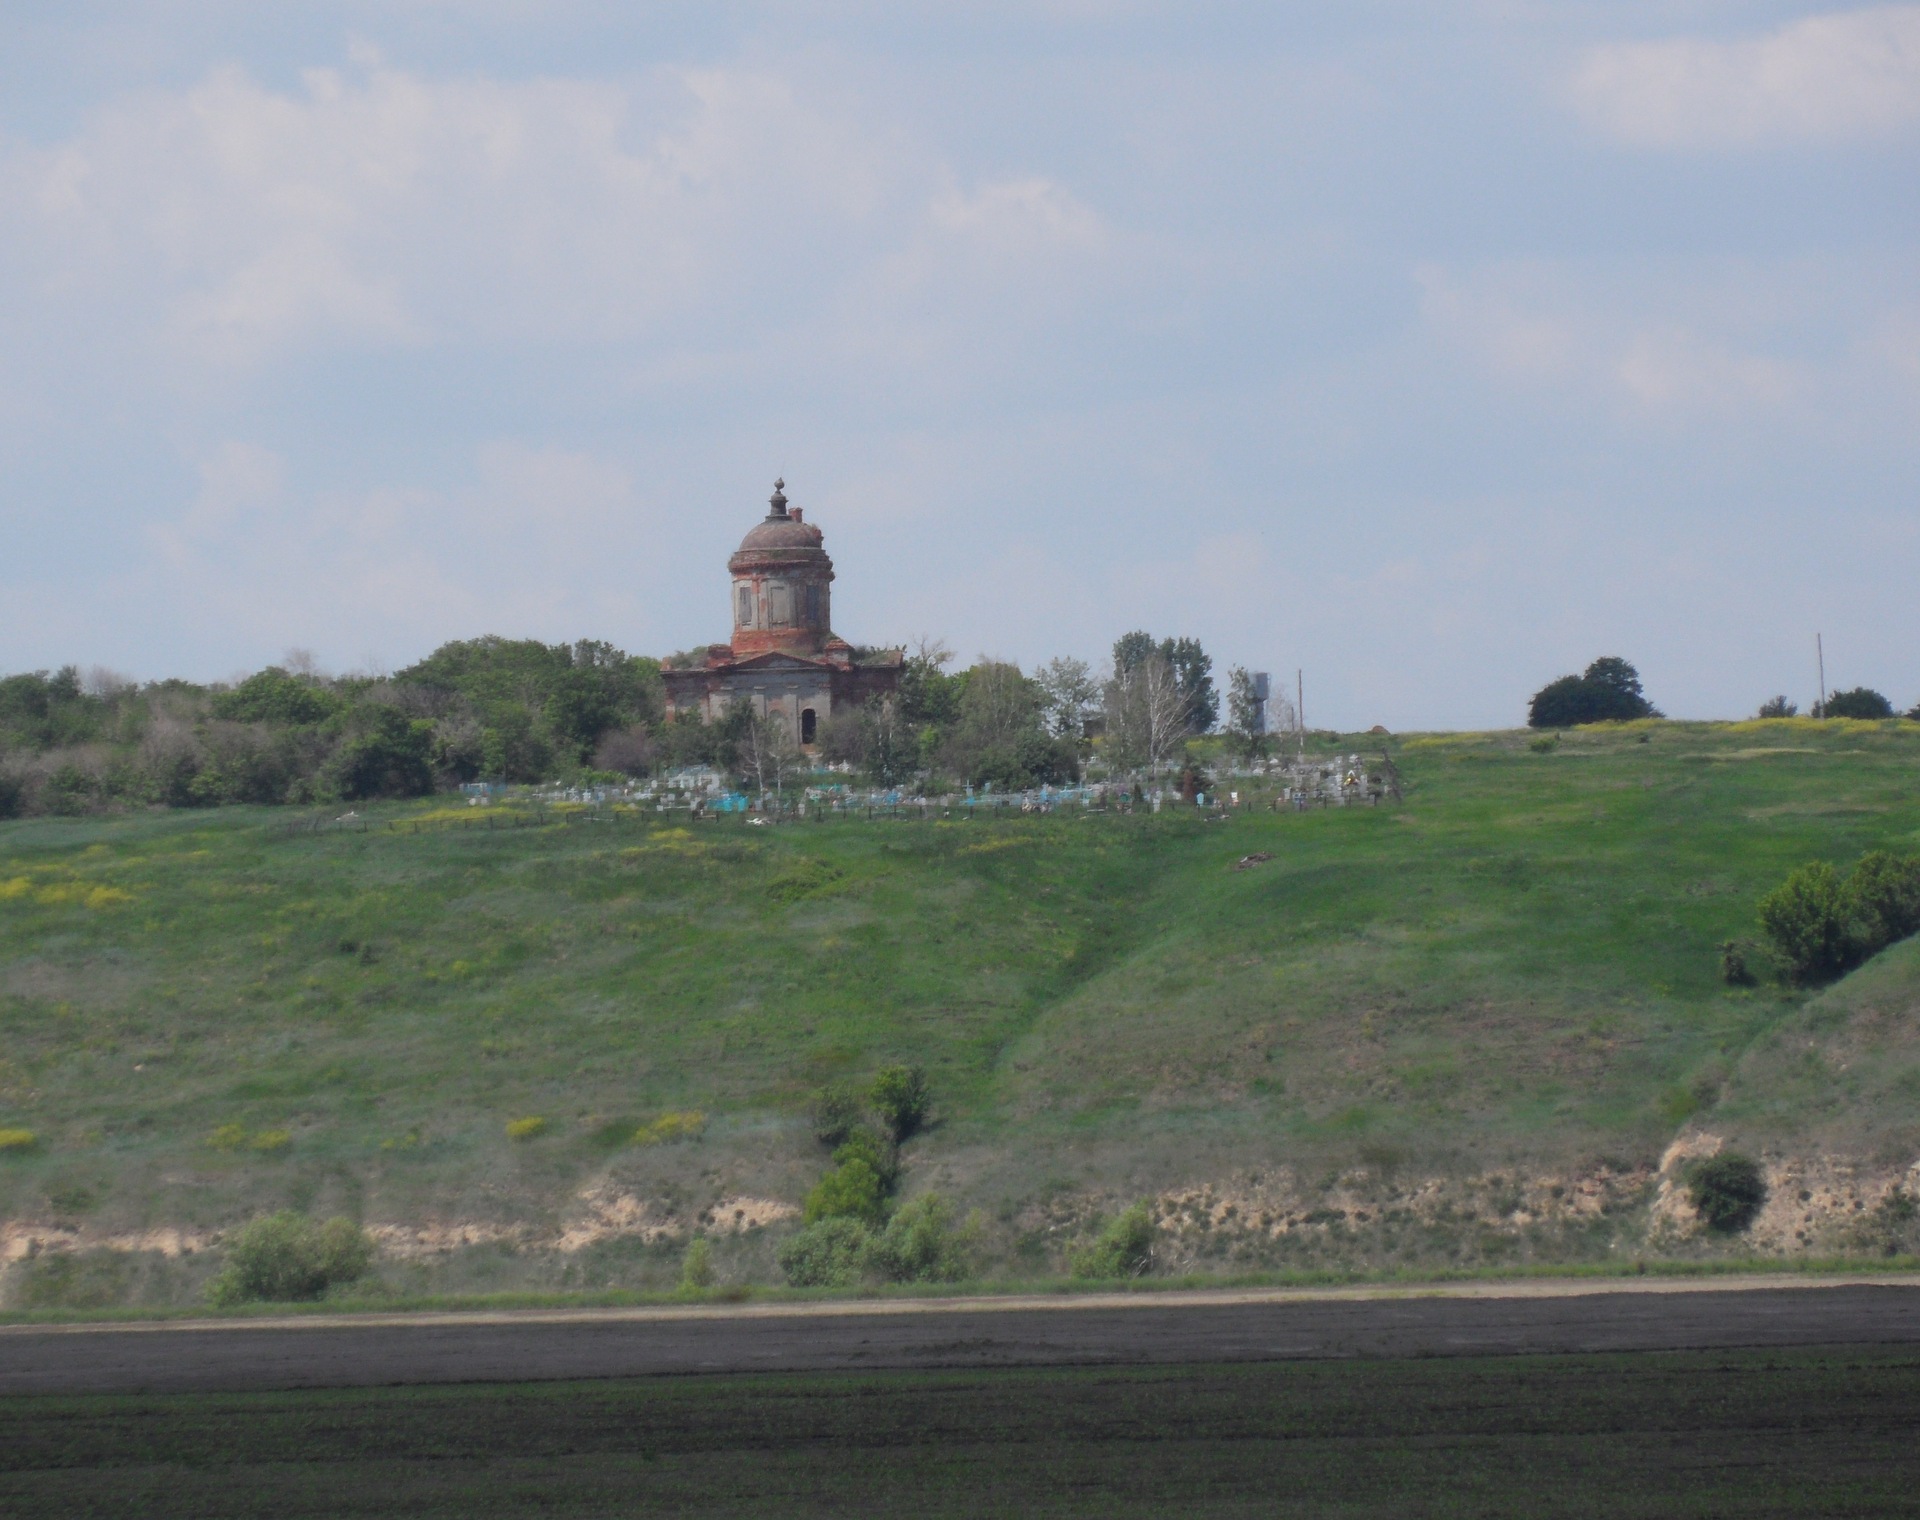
top-left (0, 629), bottom-right (1282, 817)
top-left (1526, 657), bottom-right (1919, 730)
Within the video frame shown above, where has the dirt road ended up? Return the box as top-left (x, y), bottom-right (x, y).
top-left (5, 1275), bottom-right (1920, 1396)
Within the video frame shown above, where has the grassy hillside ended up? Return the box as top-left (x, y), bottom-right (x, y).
top-left (3, 717), bottom-right (1919, 1302)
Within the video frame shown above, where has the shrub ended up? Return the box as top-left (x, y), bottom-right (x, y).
top-left (505, 1116), bottom-right (548, 1141)
top-left (804, 1155), bottom-right (889, 1226)
top-left (1758, 851), bottom-right (1920, 985)
top-left (206, 1123), bottom-right (249, 1151)
top-left (0, 772), bottom-right (21, 820)
top-left (1719, 940), bottom-right (1757, 986)
top-left (679, 1237), bottom-right (714, 1292)
top-left (778, 1217), bottom-right (872, 1287)
top-left (1844, 851), bottom-right (1920, 951)
top-left (635, 1110), bottom-right (706, 1145)
top-left (15, 1250), bottom-right (128, 1310)
top-left (1687, 1152), bottom-right (1767, 1234)
top-left (767, 859), bottom-right (846, 904)
top-left (810, 1082), bottom-right (864, 1147)
top-left (1527, 733), bottom-right (1559, 754)
top-left (42, 762), bottom-right (99, 816)
top-left (1817, 687), bottom-right (1894, 720)
top-left (1758, 862), bottom-right (1853, 984)
top-left (207, 1213), bottom-right (375, 1305)
top-left (1756, 695), bottom-right (1797, 718)
top-left (0, 1127), bottom-right (37, 1152)
top-left (1068, 1202), bottom-right (1156, 1279)
top-left (865, 1194), bottom-right (978, 1284)
top-left (870, 1064), bottom-right (930, 1143)
top-left (249, 1129), bottom-right (292, 1153)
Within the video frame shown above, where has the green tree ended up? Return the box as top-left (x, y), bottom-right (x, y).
top-left (1035, 656), bottom-right (1098, 741)
top-left (1069, 1202), bottom-right (1155, 1279)
top-left (0, 667), bottom-right (116, 750)
top-left (897, 639), bottom-right (960, 728)
top-left (701, 697), bottom-right (757, 777)
top-left (864, 1195), bottom-right (978, 1284)
top-left (966, 733), bottom-right (1078, 790)
top-left (810, 1082), bottom-right (865, 1147)
top-left (736, 705), bottom-right (801, 796)
top-left (777, 1217), bottom-right (870, 1287)
top-left (1225, 666), bottom-right (1268, 761)
top-left (1687, 1153), bottom-right (1767, 1233)
top-left (1528, 657), bottom-right (1658, 728)
top-left (870, 1064), bottom-right (930, 1142)
top-left (1817, 687), bottom-right (1894, 720)
top-left (955, 660), bottom-right (1041, 747)
top-left (330, 705), bottom-right (435, 800)
top-left (1112, 634), bottom-right (1215, 733)
top-left (544, 640), bottom-right (662, 761)
top-left (803, 1155), bottom-right (889, 1225)
top-left (1112, 631), bottom-right (1157, 677)
top-left (206, 1214), bottom-right (374, 1305)
top-left (1159, 637), bottom-right (1217, 733)
top-left (394, 636), bottom-right (661, 772)
top-left (655, 709), bottom-right (714, 771)
top-left (211, 667), bottom-right (342, 726)
top-left (1844, 851), bottom-right (1920, 953)
top-left (1102, 654), bottom-right (1187, 777)
top-left (863, 699), bottom-right (918, 788)
top-left (679, 1237), bottom-right (714, 1292)
top-left (941, 659), bottom-right (1064, 786)
top-left (1758, 861), bottom-right (1853, 984)
top-left (480, 708), bottom-right (554, 783)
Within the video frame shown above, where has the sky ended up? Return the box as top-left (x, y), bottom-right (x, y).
top-left (1, 2), bottom-right (1916, 730)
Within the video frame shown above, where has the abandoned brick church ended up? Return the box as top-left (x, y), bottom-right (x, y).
top-left (659, 481), bottom-right (903, 747)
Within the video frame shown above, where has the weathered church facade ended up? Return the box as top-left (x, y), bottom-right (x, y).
top-left (659, 481), bottom-right (903, 747)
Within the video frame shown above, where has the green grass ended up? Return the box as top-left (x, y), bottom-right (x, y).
top-left (4, 717), bottom-right (1920, 1300)
top-left (6, 1348), bottom-right (1920, 1516)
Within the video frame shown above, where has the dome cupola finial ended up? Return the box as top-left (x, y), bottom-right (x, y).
top-left (768, 478), bottom-right (788, 519)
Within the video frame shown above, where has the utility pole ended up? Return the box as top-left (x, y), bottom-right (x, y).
top-left (1296, 669), bottom-right (1306, 761)
top-left (1817, 633), bottom-right (1827, 717)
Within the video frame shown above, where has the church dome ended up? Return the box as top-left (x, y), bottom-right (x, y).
top-left (730, 479), bottom-right (828, 566)
top-left (736, 515), bottom-right (824, 553)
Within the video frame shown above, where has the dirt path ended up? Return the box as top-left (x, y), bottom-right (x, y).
top-left (6, 1275), bottom-right (1920, 1395)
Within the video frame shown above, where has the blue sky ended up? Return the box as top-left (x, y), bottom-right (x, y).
top-left (2, 2), bottom-right (1916, 728)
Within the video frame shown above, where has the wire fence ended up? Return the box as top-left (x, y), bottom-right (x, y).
top-left (274, 773), bottom-right (1400, 840)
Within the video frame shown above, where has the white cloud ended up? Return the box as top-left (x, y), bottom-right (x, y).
top-left (0, 56), bottom-right (908, 366)
top-left (1418, 267), bottom-right (1581, 382)
top-left (1417, 263), bottom-right (1823, 419)
top-left (133, 438), bottom-right (672, 666)
top-left (1572, 5), bottom-right (1920, 147)
top-left (1613, 330), bottom-right (1799, 412)
top-left (929, 176), bottom-right (1105, 254)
